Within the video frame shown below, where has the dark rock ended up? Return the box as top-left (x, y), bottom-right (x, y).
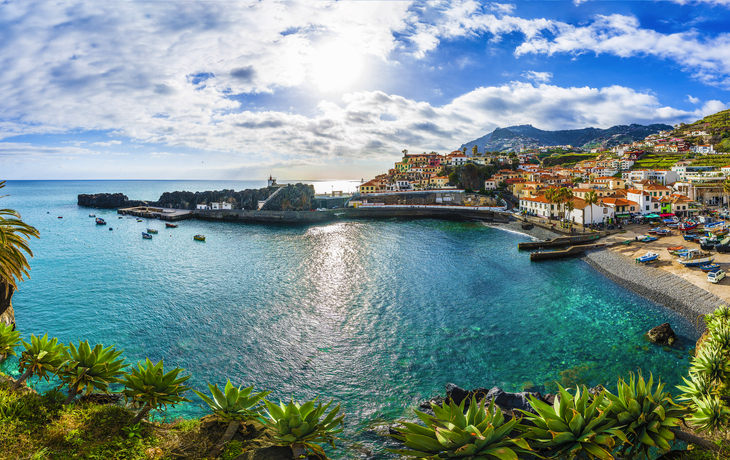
top-left (587, 385), bottom-right (605, 396)
top-left (232, 446), bottom-right (294, 460)
top-left (483, 387), bottom-right (541, 414)
top-left (543, 394), bottom-right (556, 405)
top-left (445, 383), bottom-right (470, 406)
top-left (647, 323), bottom-right (678, 346)
top-left (77, 193), bottom-right (146, 208)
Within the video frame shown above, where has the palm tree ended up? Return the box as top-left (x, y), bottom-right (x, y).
top-left (0, 181), bottom-right (40, 325)
top-left (472, 145), bottom-right (478, 156)
top-left (557, 187), bottom-right (573, 221)
top-left (585, 190), bottom-right (599, 231)
top-left (544, 188), bottom-right (557, 220)
top-left (723, 179), bottom-right (730, 210)
top-left (565, 200), bottom-right (575, 225)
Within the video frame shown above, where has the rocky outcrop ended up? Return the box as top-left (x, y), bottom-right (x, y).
top-left (260, 184), bottom-right (315, 211)
top-left (77, 193), bottom-right (145, 208)
top-left (155, 188), bottom-right (270, 211)
top-left (647, 323), bottom-right (678, 346)
top-left (0, 282), bottom-right (14, 327)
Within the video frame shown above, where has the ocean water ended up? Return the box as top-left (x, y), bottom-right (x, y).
top-left (2, 181), bottom-right (699, 458)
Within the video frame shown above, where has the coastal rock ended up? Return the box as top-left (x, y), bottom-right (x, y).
top-left (646, 323), bottom-right (678, 346)
top-left (483, 387), bottom-right (540, 414)
top-left (77, 193), bottom-right (145, 208)
top-left (445, 383), bottom-right (470, 406)
top-left (0, 282), bottom-right (14, 327)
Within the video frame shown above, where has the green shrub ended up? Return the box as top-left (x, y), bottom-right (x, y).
top-left (121, 358), bottom-right (191, 424)
top-left (57, 341), bottom-right (127, 404)
top-left (263, 398), bottom-right (344, 454)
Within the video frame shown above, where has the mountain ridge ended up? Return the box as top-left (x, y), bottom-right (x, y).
top-left (459, 123), bottom-right (673, 153)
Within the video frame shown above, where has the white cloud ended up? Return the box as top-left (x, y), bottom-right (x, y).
top-left (687, 95), bottom-right (701, 104)
top-left (522, 71), bottom-right (552, 83)
top-left (90, 140), bottom-right (122, 147)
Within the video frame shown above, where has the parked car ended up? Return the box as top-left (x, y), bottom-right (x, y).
top-left (708, 269), bottom-right (726, 284)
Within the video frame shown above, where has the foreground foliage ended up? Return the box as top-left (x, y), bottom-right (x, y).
top-left (391, 395), bottom-right (531, 460)
top-left (263, 398), bottom-right (344, 455)
top-left (58, 341), bottom-right (127, 404)
top-left (121, 359), bottom-right (192, 425)
top-left (0, 180), bottom-right (40, 294)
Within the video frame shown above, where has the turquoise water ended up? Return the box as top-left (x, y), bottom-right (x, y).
top-left (2, 181), bottom-right (698, 458)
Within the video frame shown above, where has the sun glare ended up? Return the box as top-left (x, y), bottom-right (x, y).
top-left (309, 42), bottom-right (364, 92)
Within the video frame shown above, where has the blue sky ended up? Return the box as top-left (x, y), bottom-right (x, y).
top-left (2, 0), bottom-right (730, 180)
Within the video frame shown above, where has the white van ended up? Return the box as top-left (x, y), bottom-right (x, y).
top-left (708, 269), bottom-right (726, 284)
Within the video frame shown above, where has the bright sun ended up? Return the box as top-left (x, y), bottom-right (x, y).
top-left (309, 42), bottom-right (364, 92)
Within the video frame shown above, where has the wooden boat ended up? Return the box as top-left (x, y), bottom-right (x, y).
top-left (636, 252), bottom-right (659, 263)
top-left (136, 219), bottom-right (143, 222)
top-left (118, 216), bottom-right (123, 219)
top-left (700, 263), bottom-right (721, 272)
top-left (109, 228), bottom-right (113, 231)
top-left (166, 223), bottom-right (178, 228)
top-left (146, 228), bottom-right (158, 234)
top-left (678, 252), bottom-right (715, 267)
top-left (89, 214), bottom-right (95, 217)
top-left (655, 229), bottom-right (671, 237)
top-left (641, 236), bottom-right (658, 242)
top-left (666, 246), bottom-right (684, 251)
top-left (142, 232), bottom-right (152, 239)
top-left (193, 234), bottom-right (206, 241)
top-left (714, 228), bottom-right (729, 237)
top-left (57, 216), bottom-right (63, 219)
top-left (679, 222), bottom-right (699, 231)
top-left (683, 234), bottom-right (697, 241)
top-left (647, 227), bottom-right (661, 234)
top-left (95, 218), bottom-right (106, 225)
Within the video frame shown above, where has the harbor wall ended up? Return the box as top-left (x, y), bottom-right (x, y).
top-left (342, 207), bottom-right (510, 222)
top-left (194, 209), bottom-right (336, 224)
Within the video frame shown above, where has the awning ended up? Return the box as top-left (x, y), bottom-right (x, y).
top-left (615, 214), bottom-right (631, 218)
top-left (645, 214), bottom-right (661, 218)
top-left (660, 213), bottom-right (675, 217)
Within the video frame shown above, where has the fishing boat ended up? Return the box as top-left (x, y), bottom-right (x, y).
top-left (165, 223), bottom-right (178, 228)
top-left (146, 228), bottom-right (158, 234)
top-left (95, 218), bottom-right (106, 225)
top-left (88, 214), bottom-right (96, 217)
top-left (142, 232), bottom-right (152, 239)
top-left (667, 223), bottom-right (679, 228)
top-left (636, 252), bottom-right (659, 263)
top-left (704, 221), bottom-right (725, 230)
top-left (655, 229), bottom-right (671, 237)
top-left (713, 228), bottom-right (729, 237)
top-left (193, 234), bottom-right (206, 241)
top-left (136, 218), bottom-right (143, 222)
top-left (109, 228), bottom-right (113, 231)
top-left (700, 263), bottom-right (722, 272)
top-left (647, 227), bottom-right (661, 235)
top-left (666, 245), bottom-right (684, 251)
top-left (640, 235), bottom-right (658, 242)
top-left (118, 216), bottom-right (123, 219)
top-left (678, 251), bottom-right (715, 267)
top-left (679, 222), bottom-right (699, 231)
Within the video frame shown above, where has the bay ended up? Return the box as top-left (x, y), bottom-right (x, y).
top-left (1, 180), bottom-right (698, 458)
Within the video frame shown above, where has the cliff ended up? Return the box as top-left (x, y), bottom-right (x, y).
top-left (77, 193), bottom-right (146, 208)
top-left (154, 188), bottom-right (272, 210)
top-left (260, 184), bottom-right (315, 211)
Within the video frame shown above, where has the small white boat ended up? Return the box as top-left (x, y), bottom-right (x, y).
top-left (678, 252), bottom-right (715, 267)
top-left (636, 252), bottom-right (659, 263)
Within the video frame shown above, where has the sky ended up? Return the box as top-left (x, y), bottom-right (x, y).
top-left (2, 0), bottom-right (730, 180)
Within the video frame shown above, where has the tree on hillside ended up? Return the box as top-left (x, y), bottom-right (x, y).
top-left (462, 147), bottom-right (467, 154)
top-left (472, 145), bottom-right (478, 156)
top-left (585, 191), bottom-right (599, 229)
top-left (544, 188), bottom-right (557, 220)
top-left (402, 149), bottom-right (408, 156)
top-left (0, 181), bottom-right (40, 326)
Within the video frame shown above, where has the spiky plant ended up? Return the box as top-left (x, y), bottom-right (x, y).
top-left (0, 181), bottom-right (40, 296)
top-left (690, 344), bottom-right (729, 385)
top-left (193, 380), bottom-right (270, 457)
top-left (10, 334), bottom-right (68, 391)
top-left (676, 373), bottom-right (713, 404)
top-left (707, 325), bottom-right (730, 352)
top-left (390, 395), bottom-right (532, 460)
top-left (686, 394), bottom-right (730, 434)
top-left (263, 398), bottom-right (344, 457)
top-left (520, 385), bottom-right (627, 460)
top-left (0, 322), bottom-right (20, 361)
top-left (705, 305), bottom-right (730, 332)
top-left (57, 341), bottom-right (127, 404)
top-left (121, 359), bottom-right (191, 425)
top-left (603, 372), bottom-right (684, 459)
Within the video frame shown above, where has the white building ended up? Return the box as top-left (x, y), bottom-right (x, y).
top-left (211, 202), bottom-right (233, 210)
top-left (691, 144), bottom-right (715, 155)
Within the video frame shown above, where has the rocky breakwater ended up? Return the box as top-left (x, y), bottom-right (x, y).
top-left (77, 193), bottom-right (146, 208)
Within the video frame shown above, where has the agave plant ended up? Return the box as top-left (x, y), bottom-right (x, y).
top-left (121, 359), bottom-right (192, 424)
top-left (603, 372), bottom-right (684, 459)
top-left (10, 334), bottom-right (68, 391)
top-left (263, 398), bottom-right (344, 457)
top-left (676, 373), bottom-right (713, 404)
top-left (193, 380), bottom-right (270, 457)
top-left (686, 394), bottom-right (730, 434)
top-left (57, 340), bottom-right (127, 404)
top-left (520, 385), bottom-right (627, 460)
top-left (704, 305), bottom-right (730, 332)
top-left (390, 395), bottom-right (532, 460)
top-left (0, 322), bottom-right (20, 361)
top-left (690, 343), bottom-right (729, 385)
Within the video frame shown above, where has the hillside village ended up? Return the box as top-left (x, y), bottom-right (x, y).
top-left (356, 109), bottom-right (730, 226)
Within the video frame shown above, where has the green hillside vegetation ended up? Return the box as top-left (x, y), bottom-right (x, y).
top-left (680, 109), bottom-right (730, 134)
top-left (690, 155), bottom-right (730, 167)
top-left (631, 153), bottom-right (684, 170)
top-left (542, 152), bottom-right (598, 167)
